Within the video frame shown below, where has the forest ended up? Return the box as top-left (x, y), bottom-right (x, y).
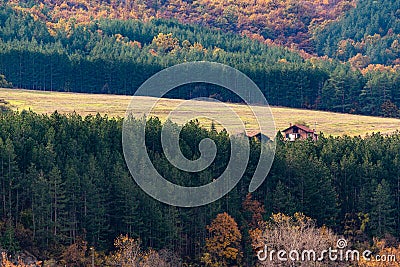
top-left (1, 0), bottom-right (400, 265)
top-left (315, 0), bottom-right (400, 65)
top-left (4, 0), bottom-right (357, 53)
top-left (0, 2), bottom-right (400, 117)
top-left (0, 109), bottom-right (399, 265)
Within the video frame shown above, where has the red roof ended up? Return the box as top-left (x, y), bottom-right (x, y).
top-left (282, 124), bottom-right (316, 133)
top-left (246, 130), bottom-right (261, 138)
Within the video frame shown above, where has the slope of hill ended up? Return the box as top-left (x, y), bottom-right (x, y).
top-left (315, 0), bottom-right (400, 65)
top-left (1, 88), bottom-right (400, 266)
top-left (5, 0), bottom-right (400, 66)
top-left (7, 0), bottom-right (355, 54)
top-left (2, 88), bottom-right (400, 136)
top-left (1, 1), bottom-right (400, 118)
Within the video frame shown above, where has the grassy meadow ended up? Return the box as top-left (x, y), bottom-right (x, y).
top-left (1, 88), bottom-right (399, 136)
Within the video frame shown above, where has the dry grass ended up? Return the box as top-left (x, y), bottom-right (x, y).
top-left (1, 88), bottom-right (399, 136)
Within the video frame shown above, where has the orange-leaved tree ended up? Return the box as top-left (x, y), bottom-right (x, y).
top-left (357, 238), bottom-right (400, 267)
top-left (201, 212), bottom-right (242, 267)
top-left (242, 193), bottom-right (265, 229)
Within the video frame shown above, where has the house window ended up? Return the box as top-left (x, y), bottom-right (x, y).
top-left (293, 127), bottom-right (299, 133)
top-left (288, 134), bottom-right (297, 141)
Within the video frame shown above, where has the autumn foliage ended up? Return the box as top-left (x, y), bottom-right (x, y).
top-left (250, 213), bottom-right (341, 267)
top-left (7, 0), bottom-right (356, 53)
top-left (106, 234), bottom-right (180, 267)
top-left (357, 238), bottom-right (400, 267)
top-left (242, 193), bottom-right (265, 229)
top-left (202, 212), bottom-right (242, 267)
top-left (0, 251), bottom-right (41, 267)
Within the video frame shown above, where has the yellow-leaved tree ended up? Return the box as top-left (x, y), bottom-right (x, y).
top-left (107, 234), bottom-right (142, 266)
top-left (106, 234), bottom-right (181, 266)
top-left (152, 33), bottom-right (180, 54)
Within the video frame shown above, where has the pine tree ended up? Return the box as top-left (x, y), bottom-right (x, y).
top-left (48, 166), bottom-right (68, 242)
top-left (272, 180), bottom-right (296, 215)
top-left (370, 179), bottom-right (396, 237)
top-left (82, 156), bottom-right (110, 249)
top-left (1, 138), bottom-right (21, 220)
top-left (0, 219), bottom-right (20, 254)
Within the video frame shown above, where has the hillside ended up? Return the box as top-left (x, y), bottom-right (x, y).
top-left (1, 97), bottom-right (400, 265)
top-left (6, 0), bottom-right (355, 54)
top-left (4, 0), bottom-right (400, 66)
top-left (2, 88), bottom-right (400, 136)
top-left (315, 0), bottom-right (400, 66)
top-left (0, 3), bottom-right (400, 118)
top-left (2, 1), bottom-right (400, 266)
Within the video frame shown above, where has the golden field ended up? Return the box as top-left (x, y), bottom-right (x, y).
top-left (1, 88), bottom-right (399, 137)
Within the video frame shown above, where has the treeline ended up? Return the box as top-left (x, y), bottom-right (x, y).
top-left (0, 110), bottom-right (399, 265)
top-left (1, 5), bottom-right (400, 117)
top-left (315, 0), bottom-right (400, 65)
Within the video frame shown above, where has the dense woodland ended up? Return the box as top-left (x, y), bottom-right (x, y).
top-left (0, 110), bottom-right (399, 265)
top-left (3, 0), bottom-right (398, 65)
top-left (1, 0), bottom-right (400, 265)
top-left (5, 0), bottom-right (356, 53)
top-left (0, 3), bottom-right (400, 117)
top-left (315, 0), bottom-right (400, 65)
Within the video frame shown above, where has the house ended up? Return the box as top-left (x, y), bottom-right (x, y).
top-left (282, 124), bottom-right (318, 141)
top-left (245, 131), bottom-right (271, 142)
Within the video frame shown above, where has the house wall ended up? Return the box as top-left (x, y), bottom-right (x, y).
top-left (283, 127), bottom-right (318, 141)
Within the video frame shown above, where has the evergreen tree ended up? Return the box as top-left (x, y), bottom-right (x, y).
top-left (369, 179), bottom-right (396, 238)
top-left (272, 180), bottom-right (297, 215)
